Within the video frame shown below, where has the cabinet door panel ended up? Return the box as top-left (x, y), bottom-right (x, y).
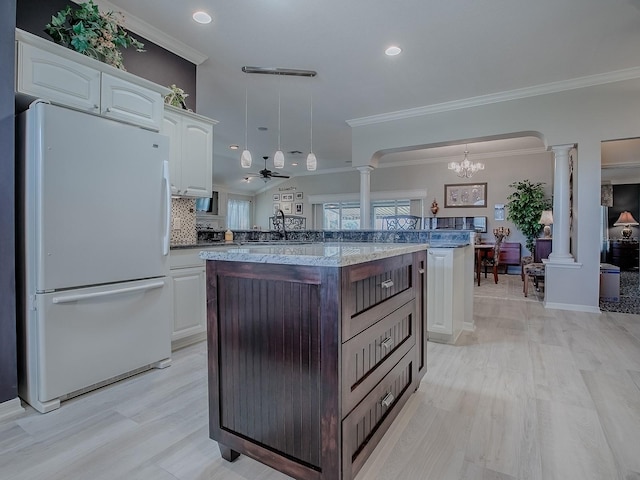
top-left (342, 350), bottom-right (414, 479)
top-left (171, 267), bottom-right (206, 341)
top-left (426, 249), bottom-right (453, 334)
top-left (101, 73), bottom-right (163, 130)
top-left (342, 299), bottom-right (416, 413)
top-left (162, 111), bottom-right (182, 195)
top-left (17, 43), bottom-right (101, 112)
top-left (342, 254), bottom-right (415, 340)
top-left (181, 118), bottom-right (213, 197)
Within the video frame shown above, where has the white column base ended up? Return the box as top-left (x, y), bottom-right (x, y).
top-left (546, 252), bottom-right (575, 263)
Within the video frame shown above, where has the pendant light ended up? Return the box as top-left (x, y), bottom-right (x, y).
top-left (273, 88), bottom-right (285, 169)
top-left (240, 85), bottom-right (252, 168)
top-left (306, 92), bottom-right (317, 171)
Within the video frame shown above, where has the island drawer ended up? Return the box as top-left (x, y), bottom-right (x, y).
top-left (342, 299), bottom-right (416, 413)
top-left (342, 349), bottom-right (415, 480)
top-left (342, 253), bottom-right (415, 340)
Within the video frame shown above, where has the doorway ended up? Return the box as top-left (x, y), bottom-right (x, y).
top-left (600, 138), bottom-right (640, 314)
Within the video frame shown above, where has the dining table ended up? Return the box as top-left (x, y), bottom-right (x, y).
top-left (474, 243), bottom-right (495, 286)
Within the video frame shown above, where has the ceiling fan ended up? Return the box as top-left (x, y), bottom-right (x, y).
top-left (246, 156), bottom-right (290, 182)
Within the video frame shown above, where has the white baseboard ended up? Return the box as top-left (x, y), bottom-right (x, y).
top-left (543, 301), bottom-right (601, 313)
top-left (171, 332), bottom-right (207, 352)
top-left (0, 397), bottom-right (25, 422)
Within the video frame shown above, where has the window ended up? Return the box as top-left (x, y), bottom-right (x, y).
top-left (323, 202), bottom-right (360, 230)
top-left (372, 200), bottom-right (411, 229)
top-left (227, 198), bottom-right (251, 229)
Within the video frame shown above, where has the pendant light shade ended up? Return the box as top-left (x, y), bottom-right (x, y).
top-left (307, 92), bottom-right (317, 171)
top-left (274, 89), bottom-right (285, 168)
top-left (306, 152), bottom-right (317, 171)
top-left (240, 85), bottom-right (251, 168)
top-left (241, 149), bottom-right (252, 168)
top-left (274, 150), bottom-right (285, 169)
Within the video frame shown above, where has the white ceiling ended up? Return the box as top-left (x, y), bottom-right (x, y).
top-left (107, 0), bottom-right (640, 193)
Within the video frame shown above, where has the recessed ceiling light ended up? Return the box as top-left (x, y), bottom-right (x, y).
top-left (291, 162), bottom-right (298, 166)
top-left (385, 46), bottom-right (402, 56)
top-left (229, 144), bottom-right (239, 150)
top-left (192, 11), bottom-right (212, 24)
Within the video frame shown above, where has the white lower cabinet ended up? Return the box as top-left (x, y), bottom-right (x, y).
top-left (426, 246), bottom-right (474, 344)
top-left (169, 250), bottom-right (206, 349)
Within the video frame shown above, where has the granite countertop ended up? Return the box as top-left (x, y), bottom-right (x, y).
top-left (199, 242), bottom-right (428, 267)
top-left (171, 241), bottom-right (229, 250)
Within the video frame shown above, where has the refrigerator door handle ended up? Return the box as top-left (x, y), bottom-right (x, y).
top-left (162, 160), bottom-right (171, 256)
top-left (52, 280), bottom-right (166, 304)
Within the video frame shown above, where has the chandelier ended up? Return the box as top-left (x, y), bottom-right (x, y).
top-left (448, 145), bottom-right (484, 178)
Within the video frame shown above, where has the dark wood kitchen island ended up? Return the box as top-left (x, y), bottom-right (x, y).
top-left (201, 242), bottom-right (428, 480)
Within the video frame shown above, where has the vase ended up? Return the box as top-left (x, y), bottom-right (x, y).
top-left (430, 199), bottom-right (439, 215)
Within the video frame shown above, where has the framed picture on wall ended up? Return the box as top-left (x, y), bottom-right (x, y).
top-left (273, 194), bottom-right (280, 201)
top-left (273, 203), bottom-right (280, 214)
top-left (295, 203), bottom-right (303, 215)
top-left (295, 192), bottom-right (304, 200)
top-left (281, 202), bottom-right (292, 214)
top-left (281, 193), bottom-right (294, 202)
top-left (444, 182), bottom-right (487, 208)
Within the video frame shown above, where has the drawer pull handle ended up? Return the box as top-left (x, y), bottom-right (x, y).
top-left (381, 279), bottom-right (394, 289)
top-left (381, 392), bottom-right (395, 408)
top-left (381, 337), bottom-right (394, 351)
top-left (418, 268), bottom-right (425, 274)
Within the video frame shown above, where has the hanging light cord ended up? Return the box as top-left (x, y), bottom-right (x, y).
top-left (244, 86), bottom-right (249, 149)
top-left (309, 92), bottom-right (313, 152)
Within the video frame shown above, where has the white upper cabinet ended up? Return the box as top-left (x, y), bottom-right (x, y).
top-left (15, 29), bottom-right (168, 131)
top-left (162, 105), bottom-right (216, 198)
top-left (100, 73), bottom-right (164, 130)
top-left (17, 42), bottom-right (102, 113)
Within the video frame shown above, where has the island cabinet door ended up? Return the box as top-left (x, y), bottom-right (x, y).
top-left (342, 349), bottom-right (416, 480)
top-left (206, 260), bottom-right (341, 480)
top-left (341, 253), bottom-right (416, 340)
top-left (341, 299), bottom-right (416, 413)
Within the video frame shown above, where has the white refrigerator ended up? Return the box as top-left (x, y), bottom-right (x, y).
top-left (17, 101), bottom-right (173, 413)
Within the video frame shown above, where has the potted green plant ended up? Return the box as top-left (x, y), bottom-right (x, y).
top-left (506, 180), bottom-right (551, 255)
top-left (45, 0), bottom-right (144, 71)
top-left (164, 84), bottom-right (189, 110)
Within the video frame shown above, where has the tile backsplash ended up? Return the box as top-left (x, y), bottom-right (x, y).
top-left (171, 198), bottom-right (197, 245)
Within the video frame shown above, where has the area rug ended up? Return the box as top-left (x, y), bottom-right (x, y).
top-left (600, 271), bottom-right (640, 315)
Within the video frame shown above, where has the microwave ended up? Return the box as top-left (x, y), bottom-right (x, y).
top-left (195, 191), bottom-right (219, 215)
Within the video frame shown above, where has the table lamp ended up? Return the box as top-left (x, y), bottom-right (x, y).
top-left (613, 211), bottom-right (639, 239)
top-left (493, 226), bottom-right (510, 240)
top-left (538, 210), bottom-right (553, 238)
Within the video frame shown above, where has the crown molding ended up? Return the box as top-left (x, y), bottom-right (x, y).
top-left (378, 147), bottom-right (549, 168)
top-left (72, 0), bottom-right (208, 65)
top-left (347, 67), bottom-right (640, 127)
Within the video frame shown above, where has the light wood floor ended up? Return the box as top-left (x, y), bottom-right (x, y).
top-left (1, 274), bottom-right (639, 480)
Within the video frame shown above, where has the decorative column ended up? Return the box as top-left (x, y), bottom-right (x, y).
top-left (357, 166), bottom-right (374, 229)
top-left (548, 144), bottom-right (574, 263)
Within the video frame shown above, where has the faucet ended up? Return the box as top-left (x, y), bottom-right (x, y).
top-left (277, 209), bottom-right (287, 240)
